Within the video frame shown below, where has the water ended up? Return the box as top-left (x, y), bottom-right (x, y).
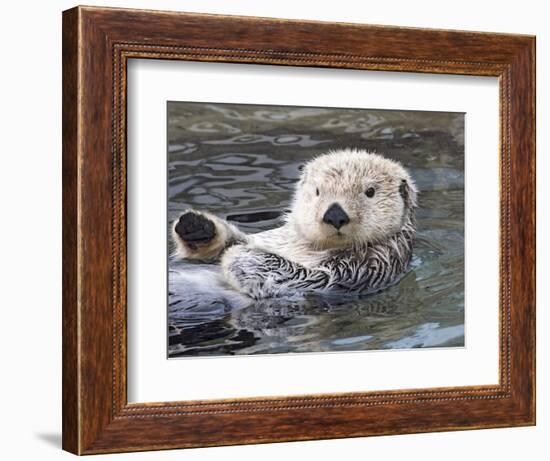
top-left (167, 102), bottom-right (465, 357)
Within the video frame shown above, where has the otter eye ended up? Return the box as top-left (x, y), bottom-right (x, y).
top-left (316, 188), bottom-right (320, 196)
top-left (365, 187), bottom-right (375, 198)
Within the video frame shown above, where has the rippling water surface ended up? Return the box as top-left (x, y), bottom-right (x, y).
top-left (167, 102), bottom-right (464, 357)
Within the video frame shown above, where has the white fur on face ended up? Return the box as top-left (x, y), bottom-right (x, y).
top-left (288, 149), bottom-right (417, 249)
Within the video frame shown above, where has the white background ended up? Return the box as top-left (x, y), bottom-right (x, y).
top-left (0, 1), bottom-right (547, 460)
top-left (128, 60), bottom-right (499, 402)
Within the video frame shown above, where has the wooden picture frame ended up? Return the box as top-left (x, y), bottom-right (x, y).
top-left (62, 5), bottom-right (535, 455)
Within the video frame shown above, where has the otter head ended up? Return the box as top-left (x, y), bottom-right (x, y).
top-left (289, 149), bottom-right (417, 249)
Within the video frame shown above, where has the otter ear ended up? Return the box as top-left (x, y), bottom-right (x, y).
top-left (399, 178), bottom-right (418, 210)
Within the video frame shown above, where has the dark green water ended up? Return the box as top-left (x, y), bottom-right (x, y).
top-left (167, 102), bottom-right (464, 357)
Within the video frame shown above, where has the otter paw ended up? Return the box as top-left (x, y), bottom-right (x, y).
top-left (221, 246), bottom-right (266, 297)
top-left (221, 246), bottom-right (293, 299)
top-left (174, 211), bottom-right (216, 247)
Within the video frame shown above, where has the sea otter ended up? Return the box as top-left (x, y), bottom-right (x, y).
top-left (172, 149), bottom-right (418, 299)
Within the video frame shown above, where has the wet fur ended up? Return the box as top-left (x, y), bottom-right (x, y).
top-left (172, 149), bottom-right (418, 299)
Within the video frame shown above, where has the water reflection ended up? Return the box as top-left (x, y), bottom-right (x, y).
top-left (167, 102), bottom-right (465, 357)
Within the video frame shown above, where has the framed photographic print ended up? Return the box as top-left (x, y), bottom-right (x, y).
top-left (62, 5), bottom-right (536, 455)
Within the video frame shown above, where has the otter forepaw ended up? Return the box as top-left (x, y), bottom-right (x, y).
top-left (221, 246), bottom-right (265, 298)
top-left (172, 210), bottom-right (223, 260)
top-left (174, 211), bottom-right (216, 245)
top-left (221, 246), bottom-right (296, 299)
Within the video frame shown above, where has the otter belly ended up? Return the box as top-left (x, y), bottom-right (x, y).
top-left (226, 223), bottom-right (415, 299)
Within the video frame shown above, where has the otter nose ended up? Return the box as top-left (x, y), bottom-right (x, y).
top-left (323, 203), bottom-right (350, 230)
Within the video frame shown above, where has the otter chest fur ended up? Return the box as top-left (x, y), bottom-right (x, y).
top-left (172, 149), bottom-right (418, 300)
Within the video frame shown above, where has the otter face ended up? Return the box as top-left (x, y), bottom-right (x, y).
top-left (289, 149), bottom-right (417, 249)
